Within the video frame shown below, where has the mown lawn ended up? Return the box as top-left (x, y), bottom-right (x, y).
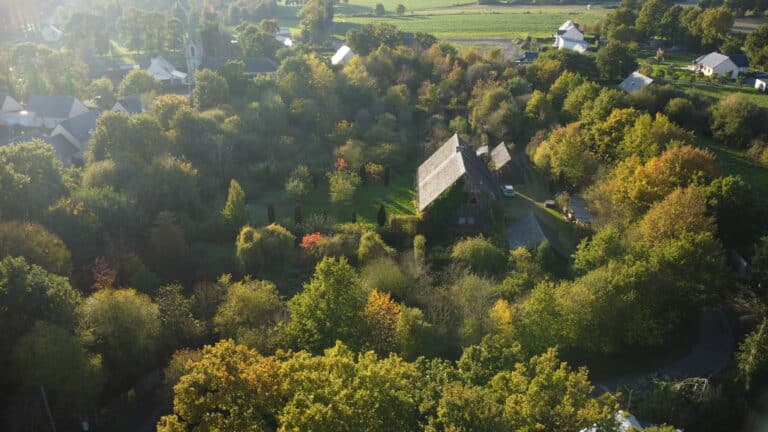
top-left (333, 4), bottom-right (608, 38)
top-left (670, 82), bottom-right (768, 108)
top-left (248, 170), bottom-right (416, 226)
top-left (705, 142), bottom-right (768, 206)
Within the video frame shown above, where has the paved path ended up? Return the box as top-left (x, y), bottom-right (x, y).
top-left (594, 309), bottom-right (735, 392)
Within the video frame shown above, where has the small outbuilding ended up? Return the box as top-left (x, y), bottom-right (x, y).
top-left (618, 71), bottom-right (654, 94)
top-left (331, 45), bottom-right (356, 66)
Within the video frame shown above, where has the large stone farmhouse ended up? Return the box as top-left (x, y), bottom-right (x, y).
top-left (417, 134), bottom-right (502, 227)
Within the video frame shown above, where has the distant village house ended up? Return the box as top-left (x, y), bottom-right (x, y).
top-left (554, 20), bottom-right (588, 54)
top-left (27, 95), bottom-right (89, 129)
top-left (693, 52), bottom-right (747, 79)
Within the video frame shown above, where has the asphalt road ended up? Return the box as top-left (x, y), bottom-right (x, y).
top-left (595, 309), bottom-right (735, 392)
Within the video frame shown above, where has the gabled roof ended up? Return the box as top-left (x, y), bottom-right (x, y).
top-left (0, 93), bottom-right (23, 112)
top-left (147, 56), bottom-right (187, 81)
top-left (0, 133), bottom-right (78, 163)
top-left (559, 20), bottom-right (579, 31)
top-left (56, 110), bottom-right (101, 148)
top-left (49, 134), bottom-right (80, 164)
top-left (694, 52), bottom-right (732, 69)
top-left (332, 45), bottom-right (355, 66)
top-left (114, 95), bottom-right (143, 114)
top-left (417, 134), bottom-right (499, 211)
top-left (490, 142), bottom-right (512, 171)
top-left (618, 71), bottom-right (654, 94)
top-left (730, 53), bottom-right (749, 68)
top-left (27, 95), bottom-right (81, 118)
top-left (202, 57), bottom-right (279, 74)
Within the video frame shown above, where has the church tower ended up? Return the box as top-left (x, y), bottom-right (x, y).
top-left (185, 30), bottom-right (204, 84)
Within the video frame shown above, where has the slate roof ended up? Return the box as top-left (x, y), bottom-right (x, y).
top-left (490, 142), bottom-right (512, 171)
top-left (559, 20), bottom-right (579, 31)
top-left (618, 71), bottom-right (654, 94)
top-left (49, 134), bottom-right (80, 163)
top-left (56, 110), bottom-right (101, 148)
top-left (27, 95), bottom-right (80, 118)
top-left (0, 133), bottom-right (78, 164)
top-left (417, 134), bottom-right (499, 211)
top-left (115, 95), bottom-right (143, 114)
top-left (730, 53), bottom-right (749, 68)
top-left (0, 93), bottom-right (23, 112)
top-left (202, 57), bottom-right (279, 74)
top-left (0, 133), bottom-right (51, 146)
top-left (695, 52), bottom-right (731, 69)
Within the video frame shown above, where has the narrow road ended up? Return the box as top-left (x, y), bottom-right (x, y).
top-left (594, 309), bottom-right (735, 392)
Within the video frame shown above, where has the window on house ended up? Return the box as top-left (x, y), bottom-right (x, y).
top-left (458, 217), bottom-right (466, 225)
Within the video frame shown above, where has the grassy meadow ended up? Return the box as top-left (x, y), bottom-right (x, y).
top-left (248, 170), bottom-right (417, 227)
top-left (332, 4), bottom-right (609, 38)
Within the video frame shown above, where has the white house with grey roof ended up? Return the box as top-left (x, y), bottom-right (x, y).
top-left (618, 71), bottom-right (654, 94)
top-left (27, 95), bottom-right (89, 129)
top-left (417, 134), bottom-right (500, 226)
top-left (554, 20), bottom-right (588, 53)
top-left (694, 52), bottom-right (742, 78)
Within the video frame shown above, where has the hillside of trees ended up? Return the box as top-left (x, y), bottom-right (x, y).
top-left (2, 0), bottom-right (768, 430)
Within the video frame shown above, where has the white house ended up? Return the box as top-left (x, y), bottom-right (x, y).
top-left (618, 71), bottom-right (654, 94)
top-left (331, 45), bottom-right (356, 66)
top-left (146, 56), bottom-right (188, 85)
top-left (694, 52), bottom-right (743, 78)
top-left (554, 20), bottom-right (588, 53)
top-left (40, 23), bottom-right (63, 42)
top-left (26, 95), bottom-right (89, 129)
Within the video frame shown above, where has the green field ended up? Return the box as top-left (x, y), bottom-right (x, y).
top-left (333, 5), bottom-right (608, 38)
top-left (670, 82), bottom-right (768, 108)
top-left (248, 170), bottom-right (416, 227)
top-left (706, 142), bottom-right (768, 206)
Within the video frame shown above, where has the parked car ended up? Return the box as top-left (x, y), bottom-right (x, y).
top-left (502, 185), bottom-right (516, 197)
